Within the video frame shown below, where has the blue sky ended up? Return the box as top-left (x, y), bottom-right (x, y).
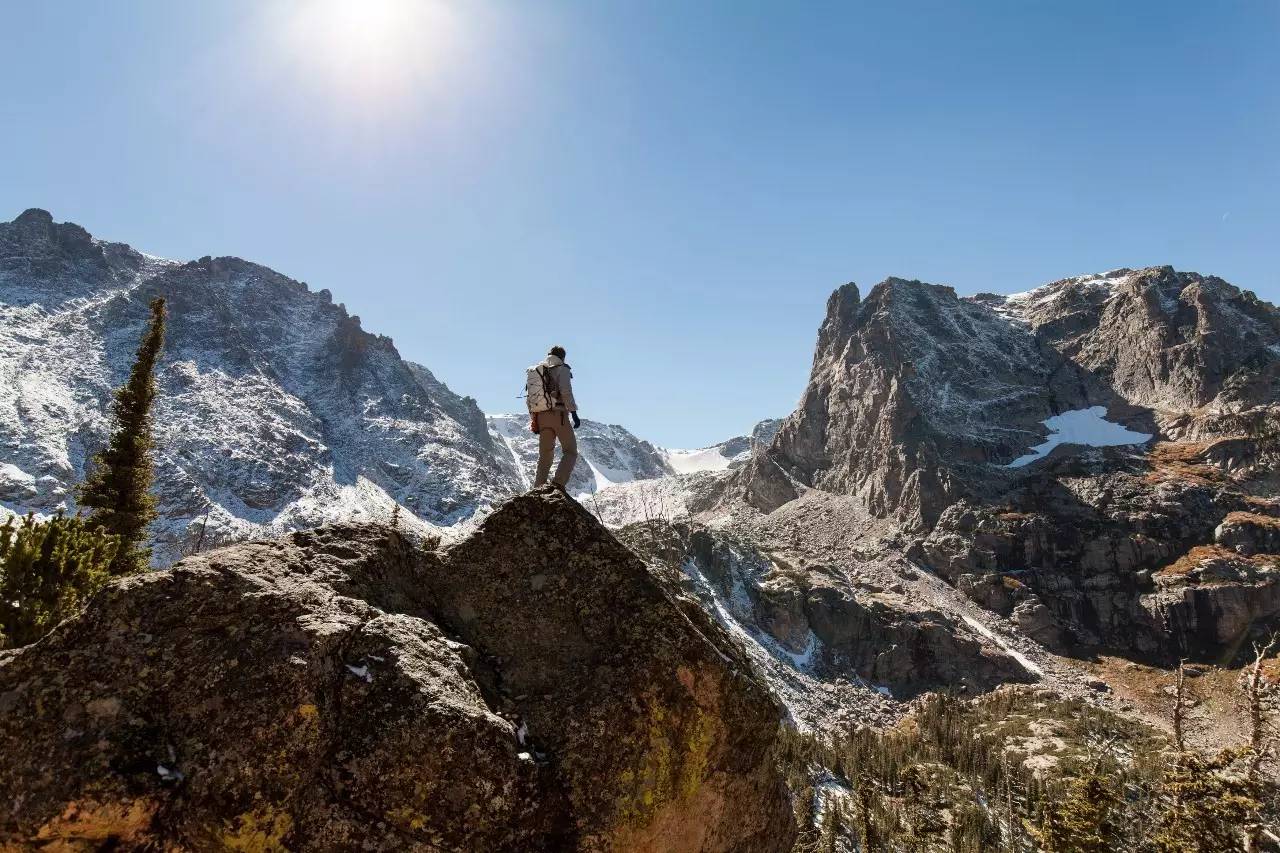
top-left (2, 1), bottom-right (1277, 447)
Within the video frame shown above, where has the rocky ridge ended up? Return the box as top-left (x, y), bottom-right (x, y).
top-left (0, 209), bottom-right (521, 564)
top-left (734, 267), bottom-right (1280, 664)
top-left (0, 489), bottom-right (797, 851)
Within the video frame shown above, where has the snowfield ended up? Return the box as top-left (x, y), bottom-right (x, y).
top-left (1004, 406), bottom-right (1152, 468)
top-left (664, 445), bottom-right (736, 474)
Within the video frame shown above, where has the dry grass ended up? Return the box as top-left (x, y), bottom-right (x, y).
top-left (1081, 655), bottom-right (1258, 754)
top-left (996, 510), bottom-right (1034, 522)
top-left (1144, 440), bottom-right (1225, 486)
top-left (1155, 544), bottom-right (1239, 579)
top-left (1222, 510), bottom-right (1280, 529)
top-left (1154, 543), bottom-right (1280, 585)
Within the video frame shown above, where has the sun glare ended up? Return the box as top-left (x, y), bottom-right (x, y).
top-left (271, 0), bottom-right (462, 108)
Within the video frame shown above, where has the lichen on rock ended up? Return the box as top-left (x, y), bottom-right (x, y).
top-left (0, 488), bottom-right (797, 851)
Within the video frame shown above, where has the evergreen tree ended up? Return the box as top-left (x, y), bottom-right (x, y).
top-left (1037, 772), bottom-right (1123, 853)
top-left (1147, 749), bottom-right (1259, 853)
top-left (951, 800), bottom-right (1001, 852)
top-left (817, 800), bottom-right (841, 853)
top-left (852, 774), bottom-right (880, 851)
top-left (80, 296), bottom-right (166, 575)
top-left (0, 513), bottom-right (118, 649)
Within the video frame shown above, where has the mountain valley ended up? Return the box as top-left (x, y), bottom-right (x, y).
top-left (4, 209), bottom-right (1280, 849)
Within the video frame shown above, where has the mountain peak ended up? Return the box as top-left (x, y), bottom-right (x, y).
top-left (0, 218), bottom-right (521, 561)
top-left (13, 208), bottom-right (54, 227)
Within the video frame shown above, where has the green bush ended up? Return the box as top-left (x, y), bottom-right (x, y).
top-left (0, 513), bottom-right (118, 649)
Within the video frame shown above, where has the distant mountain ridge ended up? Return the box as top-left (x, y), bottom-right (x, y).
top-left (0, 209), bottom-right (774, 563)
top-left (744, 267), bottom-right (1280, 528)
top-left (486, 413), bottom-right (781, 496)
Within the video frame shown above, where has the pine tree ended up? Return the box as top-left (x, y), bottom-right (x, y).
top-left (80, 296), bottom-right (166, 575)
top-left (1148, 749), bottom-right (1259, 853)
top-left (1037, 773), bottom-right (1123, 852)
top-left (852, 774), bottom-right (880, 851)
top-left (817, 800), bottom-right (840, 853)
top-left (0, 513), bottom-right (118, 649)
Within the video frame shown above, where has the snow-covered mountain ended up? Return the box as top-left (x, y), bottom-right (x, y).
top-left (731, 266), bottom-right (1280, 663)
top-left (486, 413), bottom-right (779, 496)
top-left (0, 208), bottom-right (777, 563)
top-left (0, 209), bottom-right (521, 562)
top-left (743, 268), bottom-right (1280, 527)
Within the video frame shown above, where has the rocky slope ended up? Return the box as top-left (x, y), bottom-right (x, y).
top-left (0, 489), bottom-right (797, 851)
top-left (487, 413), bottom-right (779, 497)
top-left (0, 209), bottom-right (521, 564)
top-left (6, 206), bottom-right (1279, 784)
top-left (735, 267), bottom-right (1280, 663)
top-left (488, 414), bottom-right (671, 494)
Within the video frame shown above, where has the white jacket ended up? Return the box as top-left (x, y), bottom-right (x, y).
top-left (540, 355), bottom-right (578, 412)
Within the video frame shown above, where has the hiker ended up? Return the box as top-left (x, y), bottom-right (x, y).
top-left (526, 345), bottom-right (580, 489)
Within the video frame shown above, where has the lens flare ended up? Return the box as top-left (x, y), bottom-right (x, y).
top-left (270, 0), bottom-right (463, 109)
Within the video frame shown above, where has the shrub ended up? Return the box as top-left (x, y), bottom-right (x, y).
top-left (0, 513), bottom-right (118, 649)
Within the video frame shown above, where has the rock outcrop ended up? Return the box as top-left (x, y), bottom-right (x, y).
top-left (733, 267), bottom-right (1280, 662)
top-left (745, 269), bottom-right (1280, 532)
top-left (742, 277), bottom-right (1073, 529)
top-left (920, 441), bottom-right (1280, 659)
top-left (0, 489), bottom-right (797, 851)
top-left (624, 521), bottom-right (1034, 701)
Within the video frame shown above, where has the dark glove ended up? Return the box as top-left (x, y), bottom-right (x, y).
top-left (571, 412), bottom-right (581, 429)
top-left (529, 415), bottom-right (539, 435)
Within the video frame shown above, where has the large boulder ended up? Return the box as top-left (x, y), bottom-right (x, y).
top-left (1216, 510), bottom-right (1280, 556)
top-left (0, 489), bottom-right (797, 851)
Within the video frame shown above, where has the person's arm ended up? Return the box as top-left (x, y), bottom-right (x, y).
top-left (557, 366), bottom-right (578, 413)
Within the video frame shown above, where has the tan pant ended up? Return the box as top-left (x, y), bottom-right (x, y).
top-left (535, 409), bottom-right (578, 487)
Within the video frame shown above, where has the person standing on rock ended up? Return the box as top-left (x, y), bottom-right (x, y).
top-left (526, 345), bottom-right (580, 490)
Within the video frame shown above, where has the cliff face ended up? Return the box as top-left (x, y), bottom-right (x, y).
top-left (0, 489), bottom-right (797, 852)
top-left (750, 269), bottom-right (1280, 529)
top-left (747, 277), bottom-right (1069, 529)
top-left (738, 269), bottom-right (1280, 662)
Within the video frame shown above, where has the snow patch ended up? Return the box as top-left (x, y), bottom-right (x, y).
top-left (962, 615), bottom-right (1044, 677)
top-left (1004, 406), bottom-right (1151, 468)
top-left (682, 556), bottom-right (822, 676)
top-left (664, 446), bottom-right (734, 474)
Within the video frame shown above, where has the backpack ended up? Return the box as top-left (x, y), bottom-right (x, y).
top-left (525, 364), bottom-right (559, 413)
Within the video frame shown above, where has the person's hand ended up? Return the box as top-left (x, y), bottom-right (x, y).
top-left (529, 415), bottom-right (538, 434)
top-left (571, 412), bottom-right (581, 429)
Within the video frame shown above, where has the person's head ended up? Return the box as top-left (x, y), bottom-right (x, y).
top-left (548, 345), bottom-right (566, 360)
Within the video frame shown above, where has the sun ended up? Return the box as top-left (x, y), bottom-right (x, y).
top-left (270, 0), bottom-right (462, 107)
